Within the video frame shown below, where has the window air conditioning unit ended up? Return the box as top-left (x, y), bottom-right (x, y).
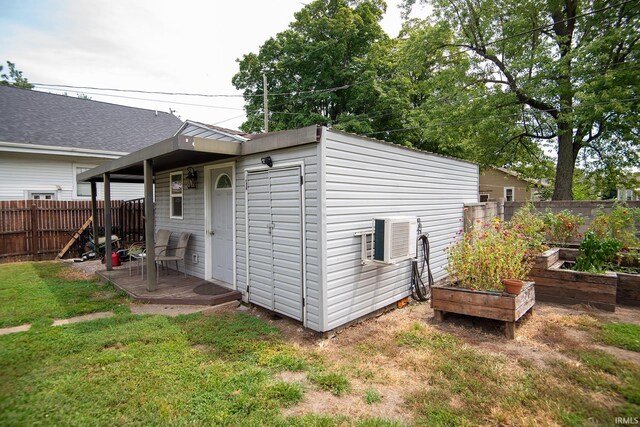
top-left (373, 217), bottom-right (418, 264)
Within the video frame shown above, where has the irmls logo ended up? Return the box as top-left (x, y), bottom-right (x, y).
top-left (615, 417), bottom-right (640, 425)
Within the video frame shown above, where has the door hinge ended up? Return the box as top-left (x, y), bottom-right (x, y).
top-left (300, 175), bottom-right (304, 185)
top-left (245, 180), bottom-right (248, 190)
top-left (302, 297), bottom-right (305, 307)
top-left (246, 285), bottom-right (249, 293)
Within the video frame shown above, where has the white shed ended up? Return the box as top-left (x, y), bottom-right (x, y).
top-left (80, 124), bottom-right (479, 333)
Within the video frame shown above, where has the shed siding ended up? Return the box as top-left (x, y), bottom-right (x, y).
top-left (236, 144), bottom-right (321, 331)
top-left (155, 165), bottom-right (206, 279)
top-left (323, 130), bottom-right (479, 331)
top-left (0, 152), bottom-right (143, 201)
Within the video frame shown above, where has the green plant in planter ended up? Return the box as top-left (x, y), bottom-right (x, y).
top-left (509, 202), bottom-right (547, 254)
top-left (542, 209), bottom-right (585, 247)
top-left (588, 203), bottom-right (640, 250)
top-left (575, 231), bottom-right (623, 273)
top-left (447, 218), bottom-right (532, 292)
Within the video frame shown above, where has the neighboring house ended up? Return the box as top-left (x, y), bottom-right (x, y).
top-left (617, 173), bottom-right (640, 201)
top-left (0, 85), bottom-right (182, 201)
top-left (80, 124), bottom-right (479, 333)
top-left (479, 167), bottom-right (547, 202)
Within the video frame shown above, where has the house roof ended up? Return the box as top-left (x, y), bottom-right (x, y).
top-left (0, 85), bottom-right (183, 153)
top-left (78, 125), bottom-right (319, 183)
top-left (176, 120), bottom-right (250, 142)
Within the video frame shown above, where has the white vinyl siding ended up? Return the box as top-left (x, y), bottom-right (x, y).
top-left (236, 144), bottom-right (321, 331)
top-left (155, 165), bottom-right (207, 280)
top-left (0, 152), bottom-right (144, 201)
top-left (322, 130), bottom-right (479, 331)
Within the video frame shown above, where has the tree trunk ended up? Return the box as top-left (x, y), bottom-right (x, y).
top-left (552, 125), bottom-right (575, 200)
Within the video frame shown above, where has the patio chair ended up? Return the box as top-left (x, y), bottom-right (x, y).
top-left (127, 242), bottom-right (146, 277)
top-left (156, 232), bottom-right (191, 279)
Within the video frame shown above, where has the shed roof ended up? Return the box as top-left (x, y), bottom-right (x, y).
top-left (0, 85), bottom-right (183, 153)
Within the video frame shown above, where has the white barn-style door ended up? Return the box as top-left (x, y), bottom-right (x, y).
top-left (246, 167), bottom-right (303, 321)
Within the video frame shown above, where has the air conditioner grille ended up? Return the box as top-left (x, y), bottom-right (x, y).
top-left (390, 222), bottom-right (410, 258)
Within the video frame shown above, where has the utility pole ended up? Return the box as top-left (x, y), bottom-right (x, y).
top-left (263, 72), bottom-right (268, 133)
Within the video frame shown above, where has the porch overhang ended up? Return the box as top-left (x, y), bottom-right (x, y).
top-left (77, 135), bottom-right (243, 183)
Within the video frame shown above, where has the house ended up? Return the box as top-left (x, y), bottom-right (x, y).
top-left (79, 124), bottom-right (478, 332)
top-left (617, 173), bottom-right (639, 201)
top-left (0, 85), bottom-right (182, 201)
top-left (479, 167), bottom-right (547, 202)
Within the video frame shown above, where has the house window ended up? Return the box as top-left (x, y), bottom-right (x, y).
top-left (74, 165), bottom-right (94, 198)
top-left (216, 174), bottom-right (232, 189)
top-left (504, 187), bottom-right (514, 202)
top-left (170, 172), bottom-right (183, 219)
top-left (480, 193), bottom-right (489, 202)
top-left (29, 192), bottom-right (56, 200)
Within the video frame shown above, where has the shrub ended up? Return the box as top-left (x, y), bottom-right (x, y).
top-left (542, 209), bottom-right (585, 246)
top-left (588, 204), bottom-right (640, 250)
top-left (447, 218), bottom-right (532, 291)
top-left (509, 203), bottom-right (547, 254)
top-left (574, 231), bottom-right (623, 273)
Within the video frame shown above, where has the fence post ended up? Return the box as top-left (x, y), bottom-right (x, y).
top-left (30, 203), bottom-right (38, 261)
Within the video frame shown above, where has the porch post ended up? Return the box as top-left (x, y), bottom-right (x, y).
top-left (90, 181), bottom-right (98, 259)
top-left (144, 159), bottom-right (156, 291)
top-left (104, 172), bottom-right (112, 271)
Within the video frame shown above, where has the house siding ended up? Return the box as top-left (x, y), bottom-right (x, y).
top-left (236, 144), bottom-right (321, 331)
top-left (479, 168), bottom-right (533, 202)
top-left (155, 165), bottom-right (207, 279)
top-left (323, 130), bottom-right (479, 331)
top-left (0, 152), bottom-right (143, 201)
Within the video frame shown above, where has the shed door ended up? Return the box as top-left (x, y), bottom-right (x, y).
top-left (247, 167), bottom-right (303, 321)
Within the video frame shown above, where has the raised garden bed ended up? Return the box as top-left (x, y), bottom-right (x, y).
top-left (528, 248), bottom-right (640, 310)
top-left (431, 281), bottom-right (535, 339)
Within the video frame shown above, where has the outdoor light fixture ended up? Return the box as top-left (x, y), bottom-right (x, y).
top-left (186, 167), bottom-right (198, 189)
top-left (261, 156), bottom-right (273, 167)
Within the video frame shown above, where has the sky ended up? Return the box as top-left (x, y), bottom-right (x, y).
top-left (1, 0), bottom-right (430, 130)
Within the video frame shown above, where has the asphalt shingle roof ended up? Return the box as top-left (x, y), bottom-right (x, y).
top-left (0, 85), bottom-right (183, 152)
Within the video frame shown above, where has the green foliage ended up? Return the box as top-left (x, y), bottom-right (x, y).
top-left (574, 231), bottom-right (623, 273)
top-left (0, 61), bottom-right (33, 89)
top-left (364, 388), bottom-right (382, 405)
top-left (232, 0), bottom-right (388, 134)
top-left (237, 0), bottom-right (640, 199)
top-left (588, 204), bottom-right (640, 249)
top-left (508, 203), bottom-right (547, 254)
top-left (542, 209), bottom-right (585, 246)
top-left (447, 218), bottom-right (532, 291)
top-left (308, 371), bottom-right (350, 396)
top-left (598, 323), bottom-right (640, 352)
top-left (0, 262), bottom-right (128, 328)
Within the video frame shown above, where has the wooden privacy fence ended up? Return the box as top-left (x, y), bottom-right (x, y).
top-left (0, 199), bottom-right (146, 263)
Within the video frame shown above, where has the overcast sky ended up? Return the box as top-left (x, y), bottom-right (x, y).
top-left (1, 0), bottom-right (429, 130)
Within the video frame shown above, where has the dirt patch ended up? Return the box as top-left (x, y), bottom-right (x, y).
top-left (276, 371), bottom-right (307, 383)
top-left (57, 266), bottom-right (96, 281)
top-left (283, 382), bottom-right (413, 424)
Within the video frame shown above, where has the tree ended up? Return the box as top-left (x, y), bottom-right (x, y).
top-left (403, 0), bottom-right (640, 200)
top-left (232, 0), bottom-right (389, 134)
top-left (0, 61), bottom-right (33, 89)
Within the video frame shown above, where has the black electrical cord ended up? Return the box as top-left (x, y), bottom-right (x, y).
top-left (411, 234), bottom-right (433, 302)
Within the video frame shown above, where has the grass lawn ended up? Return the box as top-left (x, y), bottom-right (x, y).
top-left (0, 262), bottom-right (639, 425)
top-left (0, 262), bottom-right (128, 327)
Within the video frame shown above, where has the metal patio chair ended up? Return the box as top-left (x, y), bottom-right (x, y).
top-left (156, 232), bottom-right (191, 279)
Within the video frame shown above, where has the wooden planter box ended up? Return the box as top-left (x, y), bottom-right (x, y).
top-left (618, 272), bottom-right (640, 307)
top-left (431, 281), bottom-right (535, 339)
top-left (530, 247), bottom-right (640, 310)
